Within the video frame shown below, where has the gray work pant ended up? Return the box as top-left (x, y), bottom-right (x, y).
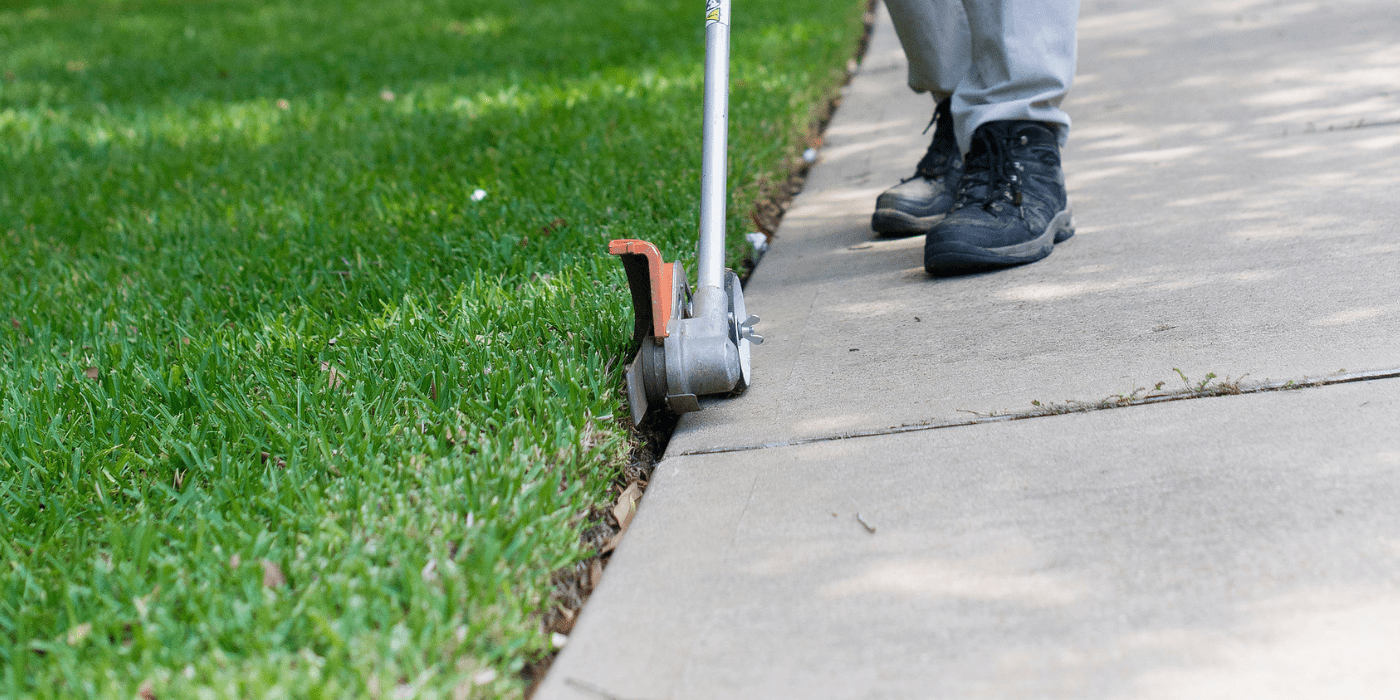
top-left (884, 0), bottom-right (1079, 152)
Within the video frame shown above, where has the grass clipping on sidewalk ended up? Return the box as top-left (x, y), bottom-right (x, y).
top-left (0, 0), bottom-right (868, 697)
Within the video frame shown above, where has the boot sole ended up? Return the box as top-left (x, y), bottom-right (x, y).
top-left (924, 208), bottom-right (1075, 276)
top-left (871, 208), bottom-right (947, 239)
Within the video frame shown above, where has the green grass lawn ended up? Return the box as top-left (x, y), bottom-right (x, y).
top-left (0, 0), bottom-right (867, 696)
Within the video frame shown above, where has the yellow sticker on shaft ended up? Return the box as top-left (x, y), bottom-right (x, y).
top-left (705, 0), bottom-right (727, 26)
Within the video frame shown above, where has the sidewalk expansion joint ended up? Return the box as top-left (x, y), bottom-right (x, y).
top-left (679, 368), bottom-right (1400, 456)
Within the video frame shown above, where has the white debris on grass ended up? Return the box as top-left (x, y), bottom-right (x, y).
top-left (470, 189), bottom-right (487, 202)
top-left (551, 632), bottom-right (569, 649)
top-left (746, 231), bottom-right (769, 254)
top-left (802, 147), bottom-right (818, 164)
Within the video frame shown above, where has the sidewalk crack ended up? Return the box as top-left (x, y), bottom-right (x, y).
top-left (680, 368), bottom-right (1400, 456)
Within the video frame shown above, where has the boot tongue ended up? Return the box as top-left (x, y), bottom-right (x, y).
top-left (914, 99), bottom-right (960, 179)
top-left (958, 124), bottom-right (1021, 211)
top-left (963, 125), bottom-right (1002, 170)
top-left (956, 121), bottom-right (1062, 212)
top-left (956, 139), bottom-right (1000, 205)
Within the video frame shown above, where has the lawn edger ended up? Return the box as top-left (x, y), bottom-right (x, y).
top-left (609, 0), bottom-right (762, 425)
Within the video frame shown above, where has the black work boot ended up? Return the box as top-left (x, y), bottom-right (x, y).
top-left (923, 120), bottom-right (1074, 276)
top-left (871, 97), bottom-right (963, 238)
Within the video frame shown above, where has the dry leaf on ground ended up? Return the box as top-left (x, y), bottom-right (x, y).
top-left (551, 606), bottom-right (577, 635)
top-left (261, 560), bottom-right (286, 588)
top-left (588, 559), bottom-right (603, 591)
top-left (599, 530), bottom-right (624, 555)
top-left (320, 361), bottom-right (346, 389)
top-left (611, 481), bottom-right (643, 531)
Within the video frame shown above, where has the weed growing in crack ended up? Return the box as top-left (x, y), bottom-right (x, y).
top-left (1173, 368), bottom-right (1248, 396)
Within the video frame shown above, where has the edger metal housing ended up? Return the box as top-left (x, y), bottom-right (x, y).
top-left (610, 0), bottom-right (762, 425)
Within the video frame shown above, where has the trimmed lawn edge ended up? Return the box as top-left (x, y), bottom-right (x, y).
top-left (522, 3), bottom-right (882, 692)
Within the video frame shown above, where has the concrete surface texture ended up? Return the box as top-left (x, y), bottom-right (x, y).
top-left (536, 1), bottom-right (1400, 698)
top-left (668, 0), bottom-right (1400, 454)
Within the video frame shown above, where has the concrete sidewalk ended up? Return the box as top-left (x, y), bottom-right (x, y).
top-left (538, 1), bottom-right (1400, 697)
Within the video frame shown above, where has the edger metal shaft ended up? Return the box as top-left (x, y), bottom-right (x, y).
top-left (696, 0), bottom-right (731, 291)
top-left (608, 0), bottom-right (758, 424)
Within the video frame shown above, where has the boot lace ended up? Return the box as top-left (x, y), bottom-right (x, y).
top-left (902, 111), bottom-right (959, 184)
top-left (956, 132), bottom-right (1026, 212)
top-left (913, 135), bottom-right (957, 181)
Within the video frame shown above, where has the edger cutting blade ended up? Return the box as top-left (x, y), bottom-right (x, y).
top-left (608, 239), bottom-right (687, 424)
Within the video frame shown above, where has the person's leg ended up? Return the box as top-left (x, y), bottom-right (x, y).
top-left (885, 0), bottom-right (970, 100)
top-left (952, 0), bottom-right (1078, 151)
top-left (872, 0), bottom-right (972, 237)
top-left (923, 0), bottom-right (1078, 275)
